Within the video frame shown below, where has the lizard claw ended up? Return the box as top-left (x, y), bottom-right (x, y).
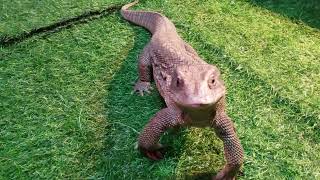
top-left (133, 81), bottom-right (152, 96)
top-left (212, 164), bottom-right (240, 180)
top-left (138, 145), bottom-right (166, 161)
top-left (145, 150), bottom-right (164, 160)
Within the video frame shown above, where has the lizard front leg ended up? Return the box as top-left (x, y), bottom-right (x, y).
top-left (133, 46), bottom-right (153, 96)
top-left (138, 108), bottom-right (181, 160)
top-left (212, 113), bottom-right (244, 180)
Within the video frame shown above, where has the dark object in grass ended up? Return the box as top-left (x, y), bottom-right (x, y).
top-left (121, 1), bottom-right (244, 179)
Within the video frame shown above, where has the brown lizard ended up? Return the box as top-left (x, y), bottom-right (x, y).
top-left (121, 1), bottom-right (244, 179)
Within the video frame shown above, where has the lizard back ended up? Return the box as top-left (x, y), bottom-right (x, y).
top-left (121, 1), bottom-right (213, 107)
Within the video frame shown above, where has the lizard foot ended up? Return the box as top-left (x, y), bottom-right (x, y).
top-left (132, 81), bottom-right (153, 96)
top-left (138, 145), bottom-right (166, 161)
top-left (212, 164), bottom-right (240, 180)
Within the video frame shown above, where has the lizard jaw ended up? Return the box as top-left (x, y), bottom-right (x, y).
top-left (176, 101), bottom-right (215, 110)
top-left (187, 103), bottom-right (212, 108)
top-left (175, 94), bottom-right (224, 110)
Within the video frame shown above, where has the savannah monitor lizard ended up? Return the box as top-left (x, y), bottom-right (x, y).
top-left (121, 1), bottom-right (244, 179)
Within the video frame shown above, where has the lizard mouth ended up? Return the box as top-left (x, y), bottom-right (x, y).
top-left (188, 103), bottom-right (209, 108)
top-left (178, 102), bottom-right (214, 109)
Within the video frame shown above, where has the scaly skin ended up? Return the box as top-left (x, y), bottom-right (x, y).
top-left (121, 1), bottom-right (244, 179)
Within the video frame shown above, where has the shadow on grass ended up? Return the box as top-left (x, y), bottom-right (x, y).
top-left (101, 25), bottom-right (187, 178)
top-left (249, 0), bottom-right (320, 29)
top-left (0, 4), bottom-right (123, 47)
top-left (184, 173), bottom-right (213, 180)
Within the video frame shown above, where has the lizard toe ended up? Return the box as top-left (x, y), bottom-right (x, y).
top-left (139, 90), bottom-right (144, 96)
top-left (139, 145), bottom-right (166, 160)
top-left (145, 150), bottom-right (164, 160)
top-left (133, 81), bottom-right (152, 96)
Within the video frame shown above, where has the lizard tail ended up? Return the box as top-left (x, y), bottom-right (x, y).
top-left (121, 0), bottom-right (163, 34)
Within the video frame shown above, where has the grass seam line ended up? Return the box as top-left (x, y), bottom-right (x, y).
top-left (0, 4), bottom-right (124, 47)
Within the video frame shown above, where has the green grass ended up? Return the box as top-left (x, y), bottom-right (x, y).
top-left (0, 0), bottom-right (127, 36)
top-left (0, 13), bottom-right (133, 178)
top-left (1, 0), bottom-right (319, 179)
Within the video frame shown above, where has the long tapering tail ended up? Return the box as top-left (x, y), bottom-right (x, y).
top-left (121, 1), bottom-right (163, 34)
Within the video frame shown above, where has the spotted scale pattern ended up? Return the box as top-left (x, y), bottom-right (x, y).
top-left (138, 108), bottom-right (182, 150)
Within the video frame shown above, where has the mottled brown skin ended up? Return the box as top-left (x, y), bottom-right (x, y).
top-left (121, 1), bottom-right (244, 179)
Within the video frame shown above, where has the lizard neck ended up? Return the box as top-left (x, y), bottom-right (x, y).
top-left (181, 104), bottom-right (217, 126)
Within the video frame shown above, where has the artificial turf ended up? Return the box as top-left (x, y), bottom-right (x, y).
top-left (1, 0), bottom-right (319, 179)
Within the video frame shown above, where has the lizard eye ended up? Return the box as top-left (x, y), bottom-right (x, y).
top-left (208, 75), bottom-right (216, 89)
top-left (176, 77), bottom-right (183, 87)
top-left (210, 74), bottom-right (216, 84)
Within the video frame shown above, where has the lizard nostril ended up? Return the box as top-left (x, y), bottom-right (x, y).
top-left (176, 77), bottom-right (184, 87)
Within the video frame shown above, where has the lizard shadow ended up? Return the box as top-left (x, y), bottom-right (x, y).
top-left (103, 25), bottom-right (186, 178)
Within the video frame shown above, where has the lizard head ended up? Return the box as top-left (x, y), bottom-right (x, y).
top-left (170, 64), bottom-right (226, 109)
